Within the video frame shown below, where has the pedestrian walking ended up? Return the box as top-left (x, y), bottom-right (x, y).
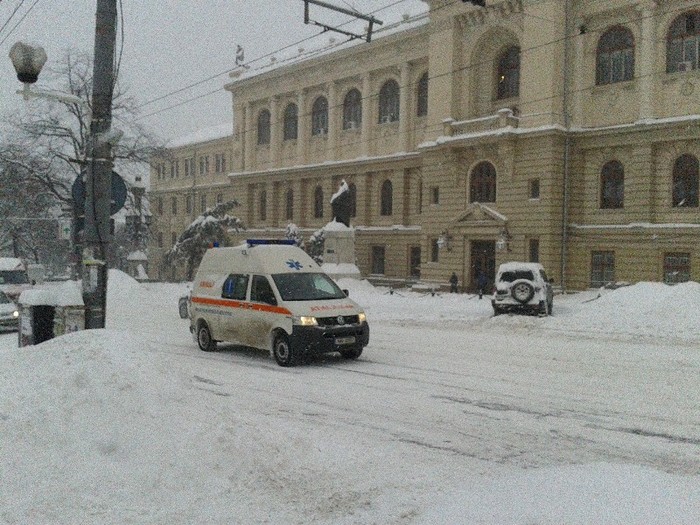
top-left (476, 271), bottom-right (488, 299)
top-left (449, 272), bottom-right (459, 293)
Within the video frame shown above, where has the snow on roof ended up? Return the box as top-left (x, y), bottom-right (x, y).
top-left (227, 9), bottom-right (429, 86)
top-left (0, 258), bottom-right (24, 271)
top-left (167, 122), bottom-right (233, 149)
top-left (127, 251), bottom-right (148, 261)
top-left (330, 180), bottom-right (349, 203)
top-left (19, 280), bottom-right (83, 306)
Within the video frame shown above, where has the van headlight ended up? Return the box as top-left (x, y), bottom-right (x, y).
top-left (295, 316), bottom-right (318, 326)
top-left (358, 312), bottom-right (366, 323)
top-left (13, 310), bottom-right (19, 318)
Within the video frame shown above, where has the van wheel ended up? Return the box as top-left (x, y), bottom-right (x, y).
top-left (340, 346), bottom-right (363, 359)
top-left (273, 333), bottom-right (297, 367)
top-left (197, 322), bottom-right (217, 352)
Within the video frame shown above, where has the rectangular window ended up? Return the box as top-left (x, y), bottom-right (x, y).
top-left (371, 246), bottom-right (386, 275)
top-left (430, 239), bottom-right (439, 263)
top-left (216, 193), bottom-right (223, 205)
top-left (591, 251), bottom-right (615, 288)
top-left (222, 274), bottom-right (249, 300)
top-left (529, 238), bottom-right (539, 263)
top-left (200, 194), bottom-right (207, 213)
top-left (431, 187), bottom-right (439, 205)
top-left (529, 179), bottom-right (540, 199)
top-left (185, 195), bottom-right (192, 214)
top-left (664, 253), bottom-right (690, 284)
top-left (215, 153), bottom-right (226, 173)
top-left (199, 156), bottom-right (209, 175)
top-left (171, 197), bottom-right (177, 215)
top-left (184, 158), bottom-right (194, 177)
top-left (157, 232), bottom-right (163, 248)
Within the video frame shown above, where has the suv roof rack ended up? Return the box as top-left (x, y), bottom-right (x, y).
top-left (246, 239), bottom-right (296, 246)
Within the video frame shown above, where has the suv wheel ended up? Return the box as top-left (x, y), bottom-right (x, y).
top-left (511, 280), bottom-right (535, 304)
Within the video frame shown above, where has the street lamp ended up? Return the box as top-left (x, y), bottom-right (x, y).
top-left (8, 42), bottom-right (46, 84)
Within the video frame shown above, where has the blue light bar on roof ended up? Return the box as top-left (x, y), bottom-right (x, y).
top-left (246, 239), bottom-right (296, 246)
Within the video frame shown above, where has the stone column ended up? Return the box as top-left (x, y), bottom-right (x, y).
top-left (327, 81), bottom-right (337, 159)
top-left (270, 96), bottom-right (279, 166)
top-left (297, 90), bottom-right (307, 161)
top-left (243, 102), bottom-right (253, 171)
top-left (399, 62), bottom-right (411, 152)
top-left (361, 74), bottom-right (372, 157)
top-left (638, 1), bottom-right (657, 121)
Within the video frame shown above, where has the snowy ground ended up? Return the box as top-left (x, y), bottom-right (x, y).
top-left (1, 272), bottom-right (699, 524)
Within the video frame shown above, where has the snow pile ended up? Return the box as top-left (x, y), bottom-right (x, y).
top-left (545, 281), bottom-right (700, 342)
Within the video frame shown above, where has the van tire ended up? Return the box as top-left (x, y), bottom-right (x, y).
top-left (197, 322), bottom-right (217, 352)
top-left (340, 346), bottom-right (363, 360)
top-left (273, 333), bottom-right (297, 367)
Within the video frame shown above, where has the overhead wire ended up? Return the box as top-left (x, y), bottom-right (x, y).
top-left (0, 0), bottom-right (26, 40)
top-left (0, 0), bottom-right (40, 48)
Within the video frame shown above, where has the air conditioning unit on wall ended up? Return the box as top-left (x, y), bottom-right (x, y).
top-left (677, 61), bottom-right (694, 72)
top-left (346, 120), bottom-right (358, 130)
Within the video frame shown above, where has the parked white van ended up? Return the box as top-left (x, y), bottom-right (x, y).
top-left (189, 240), bottom-right (370, 366)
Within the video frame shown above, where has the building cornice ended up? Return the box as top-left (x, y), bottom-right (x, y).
top-left (228, 151), bottom-right (422, 180)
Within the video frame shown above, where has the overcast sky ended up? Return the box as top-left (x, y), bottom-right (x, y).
top-left (1, 0), bottom-right (428, 143)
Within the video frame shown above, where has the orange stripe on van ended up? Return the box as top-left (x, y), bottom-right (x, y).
top-left (191, 296), bottom-right (292, 316)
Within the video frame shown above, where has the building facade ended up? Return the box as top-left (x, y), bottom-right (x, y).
top-left (149, 0), bottom-right (700, 290)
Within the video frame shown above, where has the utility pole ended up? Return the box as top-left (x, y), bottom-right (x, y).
top-left (83, 0), bottom-right (118, 329)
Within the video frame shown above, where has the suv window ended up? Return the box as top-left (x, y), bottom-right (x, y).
top-left (250, 275), bottom-right (277, 305)
top-left (539, 270), bottom-right (548, 282)
top-left (222, 274), bottom-right (248, 300)
top-left (499, 270), bottom-right (535, 282)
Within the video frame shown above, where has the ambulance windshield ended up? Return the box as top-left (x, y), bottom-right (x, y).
top-left (272, 273), bottom-right (346, 301)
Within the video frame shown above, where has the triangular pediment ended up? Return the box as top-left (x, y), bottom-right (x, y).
top-left (450, 202), bottom-right (507, 228)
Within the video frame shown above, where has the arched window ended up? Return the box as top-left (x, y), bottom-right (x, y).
top-left (672, 154), bottom-right (699, 207)
top-left (416, 72), bottom-right (428, 117)
top-left (314, 186), bottom-right (324, 218)
top-left (311, 96), bottom-right (328, 136)
top-left (283, 103), bottom-right (298, 140)
top-left (597, 26), bottom-right (635, 85)
top-left (343, 89), bottom-right (362, 130)
top-left (285, 189), bottom-right (294, 220)
top-left (378, 79), bottom-right (400, 123)
top-left (667, 12), bottom-right (700, 73)
top-left (257, 109), bottom-right (271, 145)
top-left (600, 160), bottom-right (625, 209)
top-left (497, 46), bottom-right (520, 99)
top-left (469, 162), bottom-right (497, 203)
top-left (348, 182), bottom-right (357, 218)
top-left (259, 190), bottom-right (267, 221)
top-left (380, 180), bottom-right (393, 216)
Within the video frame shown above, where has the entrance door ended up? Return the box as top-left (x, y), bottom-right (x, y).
top-left (469, 240), bottom-right (496, 293)
top-left (409, 247), bottom-right (421, 279)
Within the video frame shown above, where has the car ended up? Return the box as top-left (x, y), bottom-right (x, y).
top-left (0, 290), bottom-right (20, 331)
top-left (492, 262), bottom-right (553, 316)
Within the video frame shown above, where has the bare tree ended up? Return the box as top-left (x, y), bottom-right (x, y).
top-left (0, 50), bottom-right (166, 266)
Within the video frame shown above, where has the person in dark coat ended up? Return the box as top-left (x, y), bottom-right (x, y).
top-left (476, 271), bottom-right (488, 299)
top-left (449, 272), bottom-right (459, 293)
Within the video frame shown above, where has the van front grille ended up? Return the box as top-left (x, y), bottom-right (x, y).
top-left (316, 315), bottom-right (359, 326)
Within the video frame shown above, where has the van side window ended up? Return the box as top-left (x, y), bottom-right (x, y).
top-left (222, 274), bottom-right (248, 300)
top-left (251, 275), bottom-right (277, 306)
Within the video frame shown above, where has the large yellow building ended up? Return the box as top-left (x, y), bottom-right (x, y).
top-left (149, 0), bottom-right (700, 290)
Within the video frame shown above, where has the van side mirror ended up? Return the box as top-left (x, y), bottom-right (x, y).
top-left (342, 289), bottom-right (349, 297)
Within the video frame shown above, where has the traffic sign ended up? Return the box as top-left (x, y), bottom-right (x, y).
top-left (71, 170), bottom-right (128, 216)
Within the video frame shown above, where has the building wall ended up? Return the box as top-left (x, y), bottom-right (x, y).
top-left (148, 0), bottom-right (700, 288)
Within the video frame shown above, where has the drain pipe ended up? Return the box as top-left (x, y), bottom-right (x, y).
top-left (560, 0), bottom-right (573, 293)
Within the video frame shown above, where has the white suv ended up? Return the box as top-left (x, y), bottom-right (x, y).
top-left (492, 262), bottom-right (553, 316)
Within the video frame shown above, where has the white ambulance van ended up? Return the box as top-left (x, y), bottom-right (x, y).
top-left (189, 240), bottom-right (369, 366)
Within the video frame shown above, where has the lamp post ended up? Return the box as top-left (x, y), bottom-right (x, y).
top-left (9, 0), bottom-right (118, 329)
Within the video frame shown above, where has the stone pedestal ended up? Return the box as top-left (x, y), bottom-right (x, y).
top-left (320, 221), bottom-right (361, 280)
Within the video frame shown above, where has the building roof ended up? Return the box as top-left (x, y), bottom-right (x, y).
top-left (166, 122), bottom-right (233, 149)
